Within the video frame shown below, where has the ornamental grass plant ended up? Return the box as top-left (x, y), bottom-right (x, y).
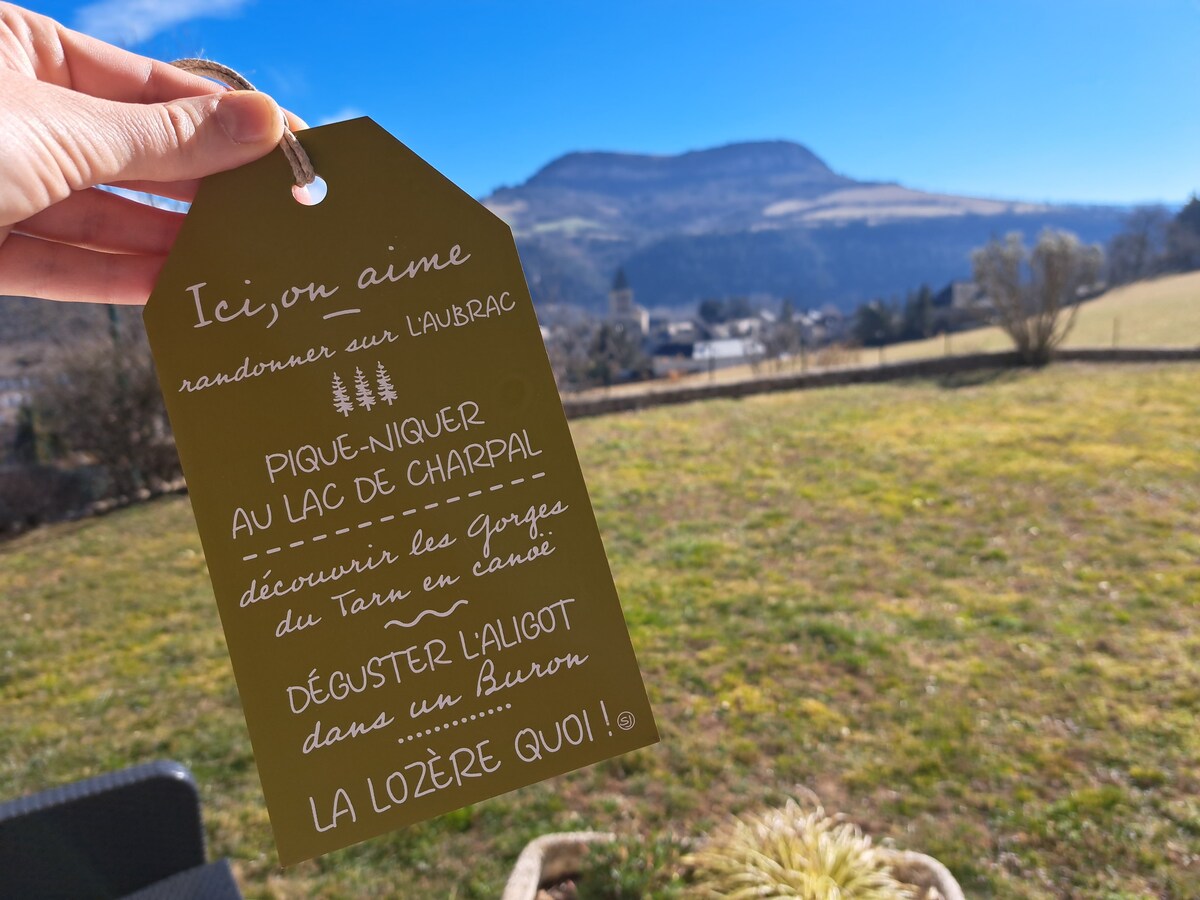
top-left (685, 800), bottom-right (914, 900)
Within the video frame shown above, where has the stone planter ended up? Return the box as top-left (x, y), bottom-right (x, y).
top-left (883, 849), bottom-right (967, 900)
top-left (501, 831), bottom-right (614, 900)
top-left (501, 831), bottom-right (965, 900)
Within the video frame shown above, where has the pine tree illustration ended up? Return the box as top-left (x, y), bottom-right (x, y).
top-left (375, 361), bottom-right (398, 406)
top-left (353, 367), bottom-right (377, 411)
top-left (331, 372), bottom-right (355, 417)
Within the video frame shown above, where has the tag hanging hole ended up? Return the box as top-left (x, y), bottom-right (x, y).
top-left (292, 175), bottom-right (328, 206)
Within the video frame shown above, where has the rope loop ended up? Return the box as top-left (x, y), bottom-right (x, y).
top-left (171, 58), bottom-right (315, 187)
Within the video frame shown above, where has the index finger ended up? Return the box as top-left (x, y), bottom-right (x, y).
top-left (1, 4), bottom-right (222, 101)
top-left (55, 19), bottom-right (309, 129)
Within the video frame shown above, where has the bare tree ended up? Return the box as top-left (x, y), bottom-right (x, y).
top-left (972, 230), bottom-right (1102, 365)
top-left (763, 300), bottom-right (802, 371)
top-left (543, 320), bottom-right (595, 391)
top-left (35, 337), bottom-right (180, 498)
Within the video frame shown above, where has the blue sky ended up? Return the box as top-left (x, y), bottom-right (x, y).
top-left (33, 0), bottom-right (1200, 204)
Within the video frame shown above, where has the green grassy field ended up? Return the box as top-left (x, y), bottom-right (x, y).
top-left (3, 363), bottom-right (1199, 897)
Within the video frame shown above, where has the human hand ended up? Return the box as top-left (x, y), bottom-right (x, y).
top-left (0, 2), bottom-right (304, 305)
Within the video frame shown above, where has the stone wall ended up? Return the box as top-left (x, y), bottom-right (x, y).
top-left (561, 348), bottom-right (1200, 420)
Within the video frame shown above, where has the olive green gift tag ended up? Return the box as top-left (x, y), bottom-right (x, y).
top-left (144, 118), bottom-right (658, 865)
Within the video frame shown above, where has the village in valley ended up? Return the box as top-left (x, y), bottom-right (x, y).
top-left (538, 268), bottom-right (990, 389)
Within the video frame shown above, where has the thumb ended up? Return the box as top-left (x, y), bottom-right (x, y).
top-left (81, 89), bottom-right (286, 187)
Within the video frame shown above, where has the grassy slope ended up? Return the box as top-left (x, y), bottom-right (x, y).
top-left (886, 270), bottom-right (1200, 362)
top-left (2, 363), bottom-right (1199, 898)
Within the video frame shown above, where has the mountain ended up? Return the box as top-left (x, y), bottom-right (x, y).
top-left (482, 140), bottom-right (1127, 311)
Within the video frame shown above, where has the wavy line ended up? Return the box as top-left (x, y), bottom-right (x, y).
top-left (385, 598), bottom-right (469, 629)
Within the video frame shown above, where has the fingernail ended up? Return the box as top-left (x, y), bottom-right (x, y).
top-left (215, 91), bottom-right (281, 144)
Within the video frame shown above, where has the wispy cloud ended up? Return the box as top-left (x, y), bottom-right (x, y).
top-left (74, 0), bottom-right (252, 47)
top-left (317, 107), bottom-right (366, 126)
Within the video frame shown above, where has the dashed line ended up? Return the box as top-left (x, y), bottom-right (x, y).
top-left (237, 472), bottom-right (547, 561)
top-left (397, 703), bottom-right (512, 745)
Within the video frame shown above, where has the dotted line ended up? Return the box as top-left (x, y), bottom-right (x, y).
top-left (397, 703), bottom-right (512, 744)
top-left (240, 473), bottom-right (545, 562)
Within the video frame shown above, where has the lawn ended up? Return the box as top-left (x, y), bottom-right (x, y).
top-left (2, 362), bottom-right (1198, 897)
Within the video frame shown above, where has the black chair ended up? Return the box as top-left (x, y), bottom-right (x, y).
top-left (0, 760), bottom-right (242, 899)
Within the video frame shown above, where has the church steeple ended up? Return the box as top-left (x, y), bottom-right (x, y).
top-left (608, 267), bottom-right (648, 336)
